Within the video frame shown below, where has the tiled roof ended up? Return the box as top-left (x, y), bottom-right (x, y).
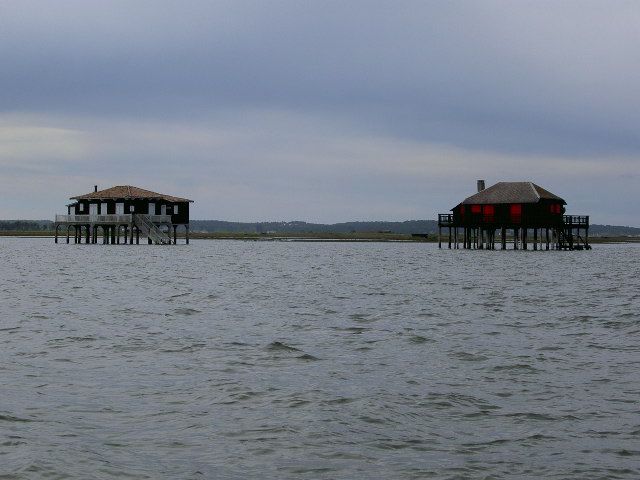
top-left (458, 182), bottom-right (565, 206)
top-left (71, 185), bottom-right (193, 202)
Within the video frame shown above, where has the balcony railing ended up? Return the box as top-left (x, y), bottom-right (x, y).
top-left (437, 213), bottom-right (589, 228)
top-left (563, 215), bottom-right (589, 227)
top-left (147, 215), bottom-right (172, 223)
top-left (55, 214), bottom-right (172, 224)
top-left (438, 214), bottom-right (454, 226)
top-left (55, 214), bottom-right (132, 223)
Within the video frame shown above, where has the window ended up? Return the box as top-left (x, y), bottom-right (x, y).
top-left (130, 205), bottom-right (135, 213)
top-left (174, 204), bottom-right (179, 214)
top-left (550, 204), bottom-right (561, 214)
top-left (510, 204), bottom-right (522, 223)
top-left (482, 205), bottom-right (495, 223)
top-left (470, 205), bottom-right (481, 214)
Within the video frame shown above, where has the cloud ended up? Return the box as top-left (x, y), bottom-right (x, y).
top-left (0, 110), bottom-right (636, 223)
top-left (0, 1), bottom-right (639, 224)
top-left (2, 3), bottom-right (640, 149)
top-left (0, 116), bottom-right (89, 167)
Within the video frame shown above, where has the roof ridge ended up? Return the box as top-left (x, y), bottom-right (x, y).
top-left (528, 182), bottom-right (540, 200)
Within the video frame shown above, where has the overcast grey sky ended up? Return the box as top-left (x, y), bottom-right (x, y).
top-left (1, 0), bottom-right (638, 224)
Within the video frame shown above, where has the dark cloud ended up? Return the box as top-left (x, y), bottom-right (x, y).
top-left (3, 1), bottom-right (640, 155)
top-left (0, 1), bottom-right (639, 223)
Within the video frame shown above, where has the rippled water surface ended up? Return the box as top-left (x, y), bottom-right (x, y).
top-left (1, 238), bottom-right (639, 479)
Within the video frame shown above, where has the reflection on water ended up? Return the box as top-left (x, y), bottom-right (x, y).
top-left (1, 238), bottom-right (639, 479)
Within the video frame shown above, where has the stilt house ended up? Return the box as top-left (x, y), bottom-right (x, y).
top-left (437, 181), bottom-right (590, 250)
top-left (54, 185), bottom-right (194, 245)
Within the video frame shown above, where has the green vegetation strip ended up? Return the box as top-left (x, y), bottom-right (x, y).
top-left (1, 231), bottom-right (638, 243)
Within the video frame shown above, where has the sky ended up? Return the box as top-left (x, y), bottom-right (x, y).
top-left (1, 0), bottom-right (638, 225)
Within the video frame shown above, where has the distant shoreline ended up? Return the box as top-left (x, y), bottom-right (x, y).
top-left (1, 231), bottom-right (639, 243)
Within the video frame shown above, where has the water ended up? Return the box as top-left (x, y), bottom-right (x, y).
top-left (1, 238), bottom-right (639, 479)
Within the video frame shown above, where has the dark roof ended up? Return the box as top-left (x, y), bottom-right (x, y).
top-left (457, 182), bottom-right (565, 207)
top-left (70, 185), bottom-right (193, 202)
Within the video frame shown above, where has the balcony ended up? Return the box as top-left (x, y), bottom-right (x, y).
top-left (55, 214), bottom-right (172, 224)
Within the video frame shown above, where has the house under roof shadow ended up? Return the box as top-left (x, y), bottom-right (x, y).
top-left (437, 180), bottom-right (590, 250)
top-left (54, 185), bottom-right (194, 245)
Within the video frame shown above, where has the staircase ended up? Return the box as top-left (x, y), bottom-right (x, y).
top-left (134, 214), bottom-right (172, 245)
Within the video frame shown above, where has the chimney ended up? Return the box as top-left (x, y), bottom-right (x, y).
top-left (94, 185), bottom-right (98, 192)
top-left (477, 180), bottom-right (485, 192)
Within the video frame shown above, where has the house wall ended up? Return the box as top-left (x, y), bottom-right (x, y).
top-left (452, 199), bottom-right (565, 228)
top-left (70, 199), bottom-right (190, 224)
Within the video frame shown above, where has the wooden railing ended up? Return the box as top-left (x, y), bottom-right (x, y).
top-left (147, 215), bottom-right (172, 224)
top-left (133, 214), bottom-right (172, 245)
top-left (438, 214), bottom-right (454, 226)
top-left (55, 214), bottom-right (172, 224)
top-left (55, 214), bottom-right (133, 223)
top-left (437, 213), bottom-right (589, 228)
top-left (563, 215), bottom-right (589, 227)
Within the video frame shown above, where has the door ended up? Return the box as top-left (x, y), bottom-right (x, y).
top-left (161, 205), bottom-right (166, 216)
top-left (101, 202), bottom-right (108, 215)
top-left (116, 203), bottom-right (124, 215)
top-left (89, 203), bottom-right (98, 215)
top-left (148, 202), bottom-right (155, 215)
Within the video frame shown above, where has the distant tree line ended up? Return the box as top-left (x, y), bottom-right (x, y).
top-left (1, 219), bottom-right (639, 236)
top-left (0, 220), bottom-right (53, 231)
top-left (190, 220), bottom-right (440, 235)
top-left (588, 224), bottom-right (640, 236)
top-left (190, 220), bottom-right (640, 236)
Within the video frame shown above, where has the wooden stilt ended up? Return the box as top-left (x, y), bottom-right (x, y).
top-left (545, 228), bottom-right (550, 250)
top-left (585, 226), bottom-right (589, 249)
